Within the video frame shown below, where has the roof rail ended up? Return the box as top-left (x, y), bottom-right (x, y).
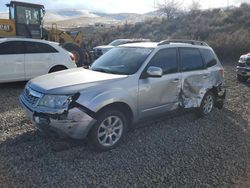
top-left (158, 39), bottom-right (209, 46)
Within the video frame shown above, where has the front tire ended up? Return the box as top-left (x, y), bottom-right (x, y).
top-left (89, 110), bottom-right (127, 151)
top-left (196, 91), bottom-right (214, 117)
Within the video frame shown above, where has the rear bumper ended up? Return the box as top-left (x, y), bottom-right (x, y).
top-left (236, 66), bottom-right (250, 77)
top-left (19, 95), bottom-right (96, 139)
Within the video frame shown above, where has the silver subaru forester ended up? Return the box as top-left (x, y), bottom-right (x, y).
top-left (20, 40), bottom-right (226, 150)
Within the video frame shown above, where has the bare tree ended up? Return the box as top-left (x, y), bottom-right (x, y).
top-left (189, 0), bottom-right (201, 13)
top-left (157, 0), bottom-right (181, 20)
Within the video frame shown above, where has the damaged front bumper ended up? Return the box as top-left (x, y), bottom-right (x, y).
top-left (19, 95), bottom-right (96, 139)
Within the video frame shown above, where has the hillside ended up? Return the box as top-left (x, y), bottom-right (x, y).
top-left (86, 3), bottom-right (250, 59)
top-left (0, 9), bottom-right (149, 28)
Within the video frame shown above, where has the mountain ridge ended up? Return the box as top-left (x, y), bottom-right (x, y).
top-left (0, 8), bottom-right (155, 28)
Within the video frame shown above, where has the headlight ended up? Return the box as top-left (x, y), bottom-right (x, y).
top-left (38, 95), bottom-right (72, 109)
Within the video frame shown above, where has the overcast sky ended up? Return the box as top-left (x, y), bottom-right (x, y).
top-left (0, 0), bottom-right (249, 13)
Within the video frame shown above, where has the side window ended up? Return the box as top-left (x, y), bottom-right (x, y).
top-left (36, 43), bottom-right (58, 53)
top-left (148, 48), bottom-right (178, 74)
top-left (25, 42), bottom-right (38, 53)
top-left (200, 48), bottom-right (217, 68)
top-left (0, 41), bottom-right (25, 54)
top-left (24, 42), bottom-right (58, 54)
top-left (180, 48), bottom-right (204, 71)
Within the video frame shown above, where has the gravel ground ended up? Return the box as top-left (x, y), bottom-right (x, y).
top-left (0, 64), bottom-right (249, 188)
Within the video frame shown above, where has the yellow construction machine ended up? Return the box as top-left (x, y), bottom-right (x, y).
top-left (0, 1), bottom-right (90, 66)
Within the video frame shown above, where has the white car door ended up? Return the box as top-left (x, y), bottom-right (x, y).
top-left (24, 41), bottom-right (55, 79)
top-left (0, 41), bottom-right (25, 83)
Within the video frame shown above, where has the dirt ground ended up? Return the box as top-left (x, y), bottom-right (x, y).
top-left (0, 64), bottom-right (249, 187)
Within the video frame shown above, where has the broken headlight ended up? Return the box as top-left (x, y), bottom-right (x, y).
top-left (38, 95), bottom-right (72, 109)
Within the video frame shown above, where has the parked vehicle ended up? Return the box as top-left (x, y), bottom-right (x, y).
top-left (1, 1), bottom-right (91, 66)
top-left (92, 38), bottom-right (150, 60)
top-left (0, 38), bottom-right (76, 83)
top-left (236, 52), bottom-right (250, 82)
top-left (20, 40), bottom-right (226, 151)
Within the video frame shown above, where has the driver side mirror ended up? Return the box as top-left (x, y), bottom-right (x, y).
top-left (146, 66), bottom-right (163, 78)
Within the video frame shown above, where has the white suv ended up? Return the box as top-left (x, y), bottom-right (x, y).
top-left (0, 38), bottom-right (77, 83)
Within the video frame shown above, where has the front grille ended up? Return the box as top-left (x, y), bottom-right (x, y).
top-left (238, 62), bottom-right (246, 67)
top-left (22, 87), bottom-right (43, 106)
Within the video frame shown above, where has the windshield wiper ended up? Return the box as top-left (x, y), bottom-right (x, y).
top-left (91, 67), bottom-right (126, 75)
top-left (91, 67), bottom-right (111, 73)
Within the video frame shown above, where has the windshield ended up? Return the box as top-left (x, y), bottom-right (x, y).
top-left (16, 6), bottom-right (40, 25)
top-left (108, 40), bottom-right (129, 46)
top-left (91, 47), bottom-right (153, 75)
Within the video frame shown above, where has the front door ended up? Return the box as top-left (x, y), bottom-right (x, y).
top-left (0, 41), bottom-right (25, 83)
top-left (138, 48), bottom-right (181, 119)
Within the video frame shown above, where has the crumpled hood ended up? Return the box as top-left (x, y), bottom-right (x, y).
top-left (29, 68), bottom-right (127, 95)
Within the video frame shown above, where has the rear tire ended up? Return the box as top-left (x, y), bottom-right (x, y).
top-left (89, 110), bottom-right (127, 151)
top-left (62, 43), bottom-right (84, 67)
top-left (196, 91), bottom-right (214, 117)
top-left (237, 74), bottom-right (248, 82)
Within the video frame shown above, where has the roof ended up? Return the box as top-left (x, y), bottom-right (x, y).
top-left (0, 38), bottom-right (59, 46)
top-left (119, 41), bottom-right (211, 49)
top-left (120, 42), bottom-right (158, 48)
top-left (7, 1), bottom-right (44, 9)
top-left (158, 39), bottom-right (209, 46)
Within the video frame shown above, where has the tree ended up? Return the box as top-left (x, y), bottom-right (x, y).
top-left (157, 0), bottom-right (181, 20)
top-left (189, 0), bottom-right (201, 13)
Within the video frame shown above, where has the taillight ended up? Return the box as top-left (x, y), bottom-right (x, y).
top-left (70, 53), bottom-right (75, 62)
top-left (220, 68), bottom-right (224, 78)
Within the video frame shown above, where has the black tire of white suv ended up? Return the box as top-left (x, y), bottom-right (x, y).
top-left (89, 110), bottom-right (128, 151)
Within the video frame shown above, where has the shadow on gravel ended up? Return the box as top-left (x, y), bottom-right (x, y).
top-left (242, 81), bottom-right (250, 87)
top-left (0, 108), bottom-right (249, 187)
top-left (0, 81), bottom-right (26, 113)
top-left (0, 81), bottom-right (27, 89)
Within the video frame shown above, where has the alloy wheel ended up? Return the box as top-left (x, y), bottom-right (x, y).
top-left (97, 116), bottom-right (124, 147)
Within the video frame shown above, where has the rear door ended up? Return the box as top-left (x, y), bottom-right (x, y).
top-left (24, 41), bottom-right (57, 79)
top-left (0, 41), bottom-right (25, 82)
top-left (138, 48), bottom-right (181, 119)
top-left (179, 47), bottom-right (211, 108)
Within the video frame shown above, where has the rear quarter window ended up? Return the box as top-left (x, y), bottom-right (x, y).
top-left (200, 48), bottom-right (217, 68)
top-left (24, 41), bottom-right (58, 54)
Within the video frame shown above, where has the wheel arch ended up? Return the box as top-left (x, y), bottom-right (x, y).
top-left (96, 102), bottom-right (134, 128)
top-left (48, 65), bottom-right (68, 73)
